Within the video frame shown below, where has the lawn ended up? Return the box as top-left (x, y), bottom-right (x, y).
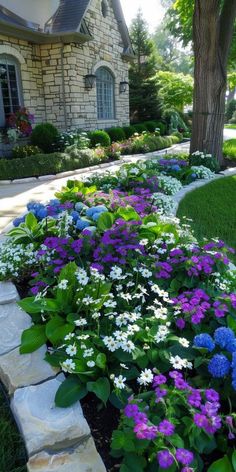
top-left (177, 175), bottom-right (236, 259)
top-left (225, 124), bottom-right (236, 129)
top-left (223, 138), bottom-right (236, 159)
top-left (0, 384), bottom-right (27, 471)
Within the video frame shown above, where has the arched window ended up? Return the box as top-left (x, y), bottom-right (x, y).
top-left (101, 0), bottom-right (108, 18)
top-left (0, 55), bottom-right (23, 127)
top-left (96, 67), bottom-right (115, 120)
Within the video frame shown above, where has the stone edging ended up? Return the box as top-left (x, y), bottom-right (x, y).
top-left (0, 142), bottom-right (189, 185)
top-left (173, 167), bottom-right (236, 215)
top-left (0, 279), bottom-right (106, 472)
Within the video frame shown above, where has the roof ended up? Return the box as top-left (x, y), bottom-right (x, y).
top-left (0, 5), bottom-right (39, 31)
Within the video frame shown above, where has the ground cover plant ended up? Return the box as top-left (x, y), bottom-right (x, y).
top-left (0, 156), bottom-right (235, 471)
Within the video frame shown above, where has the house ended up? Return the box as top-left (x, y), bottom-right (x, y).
top-left (0, 0), bottom-right (133, 131)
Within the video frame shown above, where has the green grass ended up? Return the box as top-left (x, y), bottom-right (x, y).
top-left (177, 176), bottom-right (236, 260)
top-left (223, 138), bottom-right (236, 160)
top-left (0, 385), bottom-right (27, 471)
top-left (225, 124), bottom-right (236, 129)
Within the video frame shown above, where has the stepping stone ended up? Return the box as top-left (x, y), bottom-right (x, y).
top-left (27, 437), bottom-right (106, 472)
top-left (0, 345), bottom-right (58, 394)
top-left (11, 376), bottom-right (91, 456)
top-left (0, 282), bottom-right (19, 304)
top-left (0, 303), bottom-right (31, 355)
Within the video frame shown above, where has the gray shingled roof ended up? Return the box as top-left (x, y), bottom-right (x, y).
top-left (0, 5), bottom-right (39, 30)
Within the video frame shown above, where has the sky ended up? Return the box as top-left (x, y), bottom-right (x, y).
top-left (120, 0), bottom-right (165, 33)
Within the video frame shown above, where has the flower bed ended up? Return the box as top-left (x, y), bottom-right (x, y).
top-left (0, 157), bottom-right (236, 471)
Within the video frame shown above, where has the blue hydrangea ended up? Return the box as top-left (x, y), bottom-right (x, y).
top-left (214, 327), bottom-right (235, 350)
top-left (86, 205), bottom-right (107, 217)
top-left (208, 354), bottom-right (231, 378)
top-left (13, 216), bottom-right (25, 227)
top-left (37, 208), bottom-right (48, 220)
top-left (92, 213), bottom-right (101, 222)
top-left (171, 165), bottom-right (181, 172)
top-left (232, 379), bottom-right (236, 391)
top-left (71, 211), bottom-right (80, 222)
top-left (75, 202), bottom-right (85, 212)
top-left (226, 340), bottom-right (236, 353)
top-left (76, 219), bottom-right (91, 230)
top-left (232, 353), bottom-right (236, 369)
top-left (193, 333), bottom-right (215, 352)
top-left (49, 199), bottom-right (60, 206)
top-left (191, 173), bottom-right (197, 180)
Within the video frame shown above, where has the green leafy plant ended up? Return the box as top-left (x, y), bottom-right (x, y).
top-left (89, 130), bottom-right (111, 148)
top-left (107, 127), bottom-right (126, 142)
top-left (12, 145), bottom-right (42, 159)
top-left (31, 123), bottom-right (60, 153)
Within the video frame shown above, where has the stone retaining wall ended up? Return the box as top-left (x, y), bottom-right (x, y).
top-left (0, 279), bottom-right (106, 472)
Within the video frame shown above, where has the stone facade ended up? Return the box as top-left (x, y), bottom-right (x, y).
top-left (0, 0), bottom-right (130, 131)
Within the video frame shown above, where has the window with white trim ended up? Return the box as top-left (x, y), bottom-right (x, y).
top-left (96, 67), bottom-right (115, 120)
top-left (0, 55), bottom-right (22, 127)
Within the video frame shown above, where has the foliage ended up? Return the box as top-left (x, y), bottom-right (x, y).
top-left (143, 121), bottom-right (158, 133)
top-left (31, 123), bottom-right (60, 153)
top-left (154, 121), bottom-right (167, 135)
top-left (133, 124), bottom-right (148, 134)
top-left (57, 131), bottom-right (90, 151)
top-left (226, 100), bottom-right (236, 122)
top-left (0, 150), bottom-right (109, 181)
top-left (122, 125), bottom-right (136, 139)
top-left (189, 151), bottom-right (220, 172)
top-left (129, 10), bottom-right (162, 121)
top-left (7, 107), bottom-right (34, 137)
top-left (163, 109), bottom-right (188, 134)
top-left (156, 70), bottom-right (193, 111)
top-left (230, 110), bottom-right (236, 124)
top-left (223, 139), bottom-right (236, 160)
top-left (12, 145), bottom-right (42, 159)
top-left (88, 130), bottom-right (111, 148)
top-left (107, 127), bottom-right (126, 143)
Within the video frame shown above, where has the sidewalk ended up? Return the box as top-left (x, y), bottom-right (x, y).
top-left (0, 143), bottom-right (190, 233)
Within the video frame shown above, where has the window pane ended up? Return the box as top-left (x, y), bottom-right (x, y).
top-left (96, 67), bottom-right (114, 120)
top-left (0, 60), bottom-right (20, 119)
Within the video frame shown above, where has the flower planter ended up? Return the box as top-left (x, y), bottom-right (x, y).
top-left (0, 138), bottom-right (29, 158)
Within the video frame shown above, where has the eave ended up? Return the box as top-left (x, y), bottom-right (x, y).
top-left (0, 19), bottom-right (92, 44)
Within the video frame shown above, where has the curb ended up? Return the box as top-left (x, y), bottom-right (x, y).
top-left (0, 282), bottom-right (106, 472)
top-left (0, 142), bottom-right (189, 185)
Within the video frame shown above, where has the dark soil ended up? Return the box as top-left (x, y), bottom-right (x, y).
top-left (81, 394), bottom-right (120, 471)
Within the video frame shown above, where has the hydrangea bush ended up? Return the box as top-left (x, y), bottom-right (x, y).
top-left (0, 156), bottom-right (235, 471)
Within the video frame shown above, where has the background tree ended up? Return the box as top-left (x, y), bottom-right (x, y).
top-left (156, 71), bottom-right (193, 111)
top-left (165, 0), bottom-right (236, 163)
top-left (129, 9), bottom-right (161, 122)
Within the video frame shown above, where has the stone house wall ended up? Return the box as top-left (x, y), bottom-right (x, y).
top-left (0, 0), bottom-right (130, 131)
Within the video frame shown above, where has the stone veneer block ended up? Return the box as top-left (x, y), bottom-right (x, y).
top-left (0, 345), bottom-right (58, 394)
top-left (0, 282), bottom-right (19, 304)
top-left (0, 303), bottom-right (31, 355)
top-left (11, 376), bottom-right (91, 456)
top-left (27, 437), bottom-right (106, 472)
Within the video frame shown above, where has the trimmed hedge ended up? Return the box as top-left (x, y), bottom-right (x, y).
top-left (0, 151), bottom-right (108, 181)
top-left (31, 123), bottom-right (60, 153)
top-left (12, 145), bottom-right (42, 159)
top-left (122, 125), bottom-right (136, 139)
top-left (144, 121), bottom-right (157, 133)
top-left (153, 121), bottom-right (167, 136)
top-left (133, 123), bottom-right (148, 134)
top-left (107, 127), bottom-right (126, 142)
top-left (89, 130), bottom-right (111, 147)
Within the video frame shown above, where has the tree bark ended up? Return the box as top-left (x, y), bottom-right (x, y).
top-left (190, 0), bottom-right (236, 164)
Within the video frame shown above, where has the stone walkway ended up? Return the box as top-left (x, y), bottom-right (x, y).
top-left (0, 142), bottom-right (190, 233)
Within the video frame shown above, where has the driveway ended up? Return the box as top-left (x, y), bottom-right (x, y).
top-left (224, 127), bottom-right (236, 140)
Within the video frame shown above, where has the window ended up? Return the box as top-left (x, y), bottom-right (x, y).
top-left (0, 55), bottom-right (22, 127)
top-left (96, 67), bottom-right (115, 120)
top-left (101, 0), bottom-right (108, 18)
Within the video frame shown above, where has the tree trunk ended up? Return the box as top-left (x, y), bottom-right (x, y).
top-left (190, 0), bottom-right (236, 164)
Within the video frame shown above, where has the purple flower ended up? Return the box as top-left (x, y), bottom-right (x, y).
top-left (153, 374), bottom-right (167, 386)
top-left (158, 420), bottom-right (175, 436)
top-left (205, 389), bottom-right (219, 403)
top-left (194, 413), bottom-right (208, 429)
top-left (187, 390), bottom-right (202, 408)
top-left (155, 387), bottom-right (167, 402)
top-left (176, 449), bottom-right (194, 466)
top-left (124, 404), bottom-right (139, 418)
top-left (157, 450), bottom-right (174, 469)
top-left (176, 318), bottom-right (186, 330)
top-left (134, 423), bottom-right (158, 440)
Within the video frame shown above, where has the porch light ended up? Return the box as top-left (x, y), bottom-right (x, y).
top-left (84, 74), bottom-right (96, 90)
top-left (119, 81), bottom-right (129, 93)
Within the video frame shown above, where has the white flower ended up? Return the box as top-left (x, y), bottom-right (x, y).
top-left (169, 355), bottom-right (191, 370)
top-left (178, 338), bottom-right (190, 348)
top-left (104, 299), bottom-right (117, 308)
top-left (137, 369), bottom-right (154, 386)
top-left (114, 375), bottom-right (126, 389)
top-left (83, 348), bottom-right (94, 358)
top-left (120, 340), bottom-right (135, 353)
top-left (103, 336), bottom-right (119, 352)
top-left (76, 268), bottom-right (89, 286)
top-left (64, 333), bottom-right (75, 341)
top-left (139, 267), bottom-right (152, 278)
top-left (87, 361), bottom-right (95, 368)
top-left (82, 296), bottom-right (94, 305)
top-left (120, 363), bottom-right (129, 370)
top-left (66, 344), bottom-right (77, 356)
top-left (119, 292), bottom-right (132, 302)
top-left (109, 266), bottom-right (123, 280)
top-left (61, 359), bottom-right (76, 372)
top-left (58, 279), bottom-right (68, 290)
top-left (74, 318), bottom-right (87, 327)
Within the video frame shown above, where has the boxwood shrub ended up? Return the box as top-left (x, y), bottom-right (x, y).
top-left (89, 130), bottom-right (111, 147)
top-left (143, 121), bottom-right (157, 133)
top-left (122, 125), bottom-right (136, 139)
top-left (107, 127), bottom-right (126, 142)
top-left (154, 121), bottom-right (167, 136)
top-left (133, 123), bottom-right (148, 134)
top-left (31, 123), bottom-right (60, 153)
